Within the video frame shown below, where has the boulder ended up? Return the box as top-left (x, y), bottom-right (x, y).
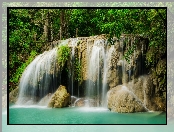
top-left (74, 98), bottom-right (86, 107)
top-left (107, 85), bottom-right (147, 113)
top-left (73, 98), bottom-right (99, 107)
top-left (48, 85), bottom-right (70, 108)
top-left (38, 93), bottom-right (53, 106)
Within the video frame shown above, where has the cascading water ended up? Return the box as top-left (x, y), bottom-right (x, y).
top-left (101, 45), bottom-right (115, 107)
top-left (86, 39), bottom-right (115, 107)
top-left (69, 38), bottom-right (78, 106)
top-left (16, 47), bottom-right (59, 105)
top-left (87, 40), bottom-right (104, 105)
top-left (121, 37), bottom-right (126, 84)
top-left (71, 39), bottom-right (77, 94)
top-left (15, 35), bottom-right (152, 111)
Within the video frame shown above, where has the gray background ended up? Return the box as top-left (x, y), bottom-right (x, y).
top-left (1, 1), bottom-right (173, 132)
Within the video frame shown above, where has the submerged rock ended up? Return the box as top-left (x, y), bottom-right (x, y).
top-left (107, 85), bottom-right (147, 113)
top-left (48, 85), bottom-right (70, 108)
top-left (74, 98), bottom-right (101, 107)
top-left (74, 98), bottom-right (86, 107)
top-left (38, 93), bottom-right (53, 106)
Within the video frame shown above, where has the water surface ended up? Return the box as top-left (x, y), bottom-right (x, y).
top-left (9, 105), bottom-right (166, 124)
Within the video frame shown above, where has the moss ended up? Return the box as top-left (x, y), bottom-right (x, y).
top-left (146, 47), bottom-right (156, 67)
top-left (74, 58), bottom-right (82, 83)
top-left (57, 44), bottom-right (71, 69)
top-left (77, 40), bottom-right (81, 46)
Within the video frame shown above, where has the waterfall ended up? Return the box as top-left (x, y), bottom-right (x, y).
top-left (69, 38), bottom-right (78, 105)
top-left (14, 35), bottom-right (151, 110)
top-left (86, 39), bottom-right (117, 107)
top-left (86, 40), bottom-right (106, 107)
top-left (101, 45), bottom-right (115, 107)
top-left (70, 39), bottom-right (77, 95)
top-left (16, 47), bottom-right (59, 105)
top-left (121, 37), bottom-right (126, 84)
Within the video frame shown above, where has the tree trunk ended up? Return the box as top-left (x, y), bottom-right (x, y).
top-left (60, 9), bottom-right (71, 40)
top-left (43, 9), bottom-right (51, 42)
top-left (60, 9), bottom-right (64, 40)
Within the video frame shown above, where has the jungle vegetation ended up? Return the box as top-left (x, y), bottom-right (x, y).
top-left (8, 8), bottom-right (167, 92)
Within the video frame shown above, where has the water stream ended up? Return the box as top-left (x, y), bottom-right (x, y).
top-left (86, 39), bottom-right (108, 107)
top-left (16, 47), bottom-right (59, 105)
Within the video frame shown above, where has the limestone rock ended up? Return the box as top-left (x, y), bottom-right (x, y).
top-left (107, 85), bottom-right (147, 113)
top-left (129, 77), bottom-right (144, 102)
top-left (74, 98), bottom-right (86, 107)
top-left (9, 87), bottom-right (19, 103)
top-left (48, 85), bottom-right (70, 108)
top-left (107, 45), bottom-right (121, 88)
top-left (38, 93), bottom-right (53, 106)
top-left (74, 98), bottom-right (100, 107)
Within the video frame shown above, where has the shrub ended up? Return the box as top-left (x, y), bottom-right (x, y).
top-left (57, 44), bottom-right (71, 69)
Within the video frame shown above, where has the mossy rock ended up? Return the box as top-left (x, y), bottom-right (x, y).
top-left (107, 85), bottom-right (147, 113)
top-left (48, 85), bottom-right (70, 108)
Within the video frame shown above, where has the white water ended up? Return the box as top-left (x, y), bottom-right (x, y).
top-left (10, 105), bottom-right (49, 109)
top-left (86, 40), bottom-right (106, 107)
top-left (70, 38), bottom-right (78, 99)
top-left (86, 39), bottom-right (118, 107)
top-left (122, 84), bottom-right (149, 111)
top-left (121, 37), bottom-right (126, 84)
top-left (16, 47), bottom-right (59, 105)
top-left (101, 45), bottom-right (115, 107)
top-left (73, 98), bottom-right (82, 106)
top-left (15, 36), bottom-right (150, 110)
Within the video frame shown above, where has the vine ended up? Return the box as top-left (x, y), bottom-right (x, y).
top-left (123, 44), bottom-right (136, 63)
top-left (74, 58), bottom-right (82, 83)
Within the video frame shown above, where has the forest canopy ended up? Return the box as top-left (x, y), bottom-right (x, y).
top-left (8, 8), bottom-right (166, 92)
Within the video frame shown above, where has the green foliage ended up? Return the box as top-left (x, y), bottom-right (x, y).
top-left (151, 59), bottom-right (166, 93)
top-left (9, 9), bottom-right (44, 91)
top-left (69, 9), bottom-right (98, 37)
top-left (123, 44), bottom-right (136, 63)
top-left (57, 44), bottom-right (71, 68)
top-left (9, 50), bottom-right (37, 91)
top-left (146, 47), bottom-right (157, 66)
top-left (74, 58), bottom-right (82, 82)
top-left (8, 8), bottom-right (167, 93)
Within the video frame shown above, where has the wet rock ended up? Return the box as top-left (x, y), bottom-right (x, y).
top-left (9, 87), bottom-right (19, 103)
top-left (38, 93), bottom-right (53, 106)
top-left (153, 97), bottom-right (166, 111)
top-left (107, 85), bottom-right (147, 113)
top-left (107, 45), bottom-right (121, 88)
top-left (48, 85), bottom-right (70, 108)
top-left (74, 98), bottom-right (86, 107)
top-left (73, 97), bottom-right (101, 107)
top-left (71, 96), bottom-right (78, 105)
top-left (129, 77), bottom-right (144, 102)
